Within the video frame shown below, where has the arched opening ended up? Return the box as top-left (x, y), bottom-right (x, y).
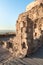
top-left (34, 23), bottom-right (37, 28)
top-left (22, 42), bottom-right (26, 49)
top-left (35, 32), bottom-right (37, 36)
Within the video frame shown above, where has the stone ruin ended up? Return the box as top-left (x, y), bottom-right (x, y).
top-left (0, 0), bottom-right (43, 58)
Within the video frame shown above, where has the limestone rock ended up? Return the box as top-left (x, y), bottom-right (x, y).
top-left (26, 0), bottom-right (43, 11)
top-left (35, 0), bottom-right (43, 3)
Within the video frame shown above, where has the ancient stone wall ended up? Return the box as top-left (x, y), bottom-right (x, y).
top-left (2, 1), bottom-right (43, 58)
top-left (14, 2), bottom-right (43, 57)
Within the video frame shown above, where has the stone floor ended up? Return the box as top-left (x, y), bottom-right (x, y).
top-left (0, 45), bottom-right (43, 65)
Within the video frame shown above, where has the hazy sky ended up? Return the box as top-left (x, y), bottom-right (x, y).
top-left (0, 0), bottom-right (34, 30)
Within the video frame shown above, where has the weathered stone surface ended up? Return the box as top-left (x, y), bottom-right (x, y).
top-left (26, 0), bottom-right (43, 11)
top-left (0, 0), bottom-right (43, 58)
top-left (11, 1), bottom-right (43, 58)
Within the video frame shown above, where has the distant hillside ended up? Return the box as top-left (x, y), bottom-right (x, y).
top-left (0, 30), bottom-right (16, 34)
top-left (0, 30), bottom-right (16, 38)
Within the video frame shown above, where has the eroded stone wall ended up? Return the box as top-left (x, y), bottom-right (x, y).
top-left (14, 3), bottom-right (43, 57)
top-left (1, 1), bottom-right (43, 58)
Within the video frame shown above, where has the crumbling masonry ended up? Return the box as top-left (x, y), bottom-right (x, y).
top-left (2, 0), bottom-right (43, 58)
top-left (10, 1), bottom-right (43, 58)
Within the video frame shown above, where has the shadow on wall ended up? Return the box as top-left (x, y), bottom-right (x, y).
top-left (27, 31), bottom-right (43, 59)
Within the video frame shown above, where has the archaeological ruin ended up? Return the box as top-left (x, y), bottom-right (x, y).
top-left (0, 0), bottom-right (43, 58)
top-left (11, 0), bottom-right (43, 58)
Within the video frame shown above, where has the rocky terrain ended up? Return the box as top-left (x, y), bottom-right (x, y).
top-left (0, 45), bottom-right (43, 65)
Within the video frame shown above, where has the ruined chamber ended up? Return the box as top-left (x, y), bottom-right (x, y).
top-left (13, 3), bottom-right (43, 58)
